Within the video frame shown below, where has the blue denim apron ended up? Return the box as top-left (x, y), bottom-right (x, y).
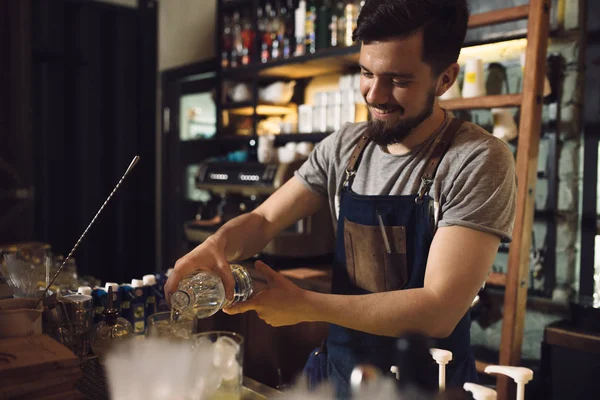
top-left (304, 119), bottom-right (477, 396)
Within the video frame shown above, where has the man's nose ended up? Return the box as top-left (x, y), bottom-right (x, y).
top-left (365, 78), bottom-right (391, 106)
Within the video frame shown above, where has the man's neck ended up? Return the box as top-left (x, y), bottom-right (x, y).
top-left (385, 106), bottom-right (446, 156)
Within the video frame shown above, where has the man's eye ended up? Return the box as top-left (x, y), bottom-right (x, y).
top-left (393, 80), bottom-right (411, 87)
top-left (361, 71), bottom-right (373, 77)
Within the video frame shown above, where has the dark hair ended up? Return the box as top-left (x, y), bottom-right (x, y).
top-left (353, 0), bottom-right (470, 75)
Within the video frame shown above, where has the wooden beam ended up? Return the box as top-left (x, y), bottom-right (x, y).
top-left (497, 1), bottom-right (551, 399)
top-left (439, 94), bottom-right (522, 111)
top-left (468, 5), bottom-right (531, 29)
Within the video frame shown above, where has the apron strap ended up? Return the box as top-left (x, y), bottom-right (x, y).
top-left (416, 118), bottom-right (464, 204)
top-left (342, 118), bottom-right (464, 193)
top-left (343, 135), bottom-right (370, 188)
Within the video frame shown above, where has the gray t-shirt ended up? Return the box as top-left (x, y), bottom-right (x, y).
top-left (294, 112), bottom-right (517, 242)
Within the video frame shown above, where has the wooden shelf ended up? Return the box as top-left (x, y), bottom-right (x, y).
top-left (468, 5), bottom-right (530, 29)
top-left (226, 104), bottom-right (297, 116)
top-left (222, 101), bottom-right (254, 110)
top-left (486, 272), bottom-right (508, 287)
top-left (219, 0), bottom-right (252, 10)
top-left (439, 94), bottom-right (522, 110)
top-left (221, 45), bottom-right (361, 80)
top-left (273, 132), bottom-right (331, 144)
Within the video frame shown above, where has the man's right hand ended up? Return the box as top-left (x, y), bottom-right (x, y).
top-left (164, 236), bottom-right (236, 304)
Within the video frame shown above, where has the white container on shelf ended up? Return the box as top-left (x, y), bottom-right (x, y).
top-left (312, 105), bottom-right (328, 133)
top-left (462, 58), bottom-right (486, 98)
top-left (326, 91), bottom-right (342, 132)
top-left (313, 91), bottom-right (328, 107)
top-left (338, 74), bottom-right (353, 91)
top-left (298, 104), bottom-right (313, 133)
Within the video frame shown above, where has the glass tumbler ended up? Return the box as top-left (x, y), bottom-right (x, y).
top-left (145, 311), bottom-right (194, 340)
top-left (192, 331), bottom-right (244, 400)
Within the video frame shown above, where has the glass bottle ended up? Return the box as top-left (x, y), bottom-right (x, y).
top-left (240, 10), bottom-right (254, 66)
top-left (344, 0), bottom-right (358, 47)
top-left (171, 264), bottom-right (253, 319)
top-left (336, 1), bottom-right (347, 47)
top-left (305, 0), bottom-right (317, 54)
top-left (91, 286), bottom-right (134, 365)
top-left (317, 0), bottom-right (332, 50)
top-left (221, 14), bottom-right (232, 68)
top-left (230, 11), bottom-right (242, 68)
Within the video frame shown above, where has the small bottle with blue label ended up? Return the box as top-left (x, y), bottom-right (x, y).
top-left (130, 279), bottom-right (148, 335)
top-left (118, 283), bottom-right (136, 327)
top-left (104, 282), bottom-right (121, 314)
top-left (91, 287), bottom-right (107, 324)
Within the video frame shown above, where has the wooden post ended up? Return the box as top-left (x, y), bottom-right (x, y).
top-left (497, 0), bottom-right (551, 399)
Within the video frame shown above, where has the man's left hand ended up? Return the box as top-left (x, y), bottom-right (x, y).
top-left (223, 260), bottom-right (313, 327)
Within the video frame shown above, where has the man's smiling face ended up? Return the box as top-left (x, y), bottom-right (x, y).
top-left (359, 30), bottom-right (439, 146)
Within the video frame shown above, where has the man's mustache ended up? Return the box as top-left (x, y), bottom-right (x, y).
top-left (365, 102), bottom-right (405, 115)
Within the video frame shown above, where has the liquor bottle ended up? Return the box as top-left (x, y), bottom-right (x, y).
top-left (240, 10), bottom-right (254, 65)
top-left (305, 0), bottom-right (317, 54)
top-left (171, 264), bottom-right (253, 319)
top-left (344, 0), bottom-right (358, 47)
top-left (270, 1), bottom-right (281, 60)
top-left (283, 0), bottom-right (296, 58)
top-left (330, 1), bottom-right (344, 47)
top-left (221, 14), bottom-right (233, 68)
top-left (258, 6), bottom-right (270, 63)
top-left (230, 11), bottom-right (242, 68)
top-left (294, 0), bottom-right (306, 56)
top-left (91, 286), bottom-right (134, 365)
top-left (317, 0), bottom-right (332, 50)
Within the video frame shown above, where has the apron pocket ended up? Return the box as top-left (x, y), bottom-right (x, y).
top-left (343, 218), bottom-right (408, 292)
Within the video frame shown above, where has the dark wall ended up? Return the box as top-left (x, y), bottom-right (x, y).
top-left (0, 0), bottom-right (35, 244)
top-left (1, 0), bottom-right (157, 285)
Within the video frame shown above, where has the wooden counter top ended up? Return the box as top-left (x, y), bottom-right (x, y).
top-left (239, 260), bottom-right (332, 294)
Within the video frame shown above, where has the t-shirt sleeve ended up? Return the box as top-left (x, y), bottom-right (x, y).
top-left (438, 138), bottom-right (517, 243)
top-left (293, 132), bottom-right (336, 198)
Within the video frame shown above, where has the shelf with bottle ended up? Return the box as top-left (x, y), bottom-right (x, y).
top-left (220, 0), bottom-right (365, 77)
top-left (218, 3), bottom-right (544, 81)
top-left (220, 0), bottom-right (254, 10)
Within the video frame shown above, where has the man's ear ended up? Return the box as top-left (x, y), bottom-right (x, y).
top-left (436, 63), bottom-right (460, 97)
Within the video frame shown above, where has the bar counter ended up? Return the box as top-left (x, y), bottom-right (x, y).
top-left (75, 356), bottom-right (282, 399)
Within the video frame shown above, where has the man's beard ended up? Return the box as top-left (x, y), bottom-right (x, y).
top-left (366, 87), bottom-right (437, 147)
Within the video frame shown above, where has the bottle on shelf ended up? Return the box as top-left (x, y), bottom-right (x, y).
top-left (221, 14), bottom-right (233, 68)
top-left (344, 0), bottom-right (359, 47)
top-left (258, 6), bottom-right (270, 63)
top-left (283, 0), bottom-right (295, 58)
top-left (91, 286), bottom-right (134, 365)
top-left (294, 0), bottom-right (306, 56)
top-left (270, 1), bottom-right (282, 60)
top-left (240, 10), bottom-right (255, 65)
top-left (170, 264), bottom-right (253, 319)
top-left (317, 0), bottom-right (332, 51)
top-left (330, 0), bottom-right (344, 47)
top-left (230, 11), bottom-right (242, 68)
top-left (305, 0), bottom-right (317, 54)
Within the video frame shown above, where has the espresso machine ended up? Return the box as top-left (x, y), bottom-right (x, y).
top-left (183, 160), bottom-right (335, 266)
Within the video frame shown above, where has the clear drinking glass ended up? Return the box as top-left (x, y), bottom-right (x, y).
top-left (145, 311), bottom-right (194, 340)
top-left (192, 331), bottom-right (244, 400)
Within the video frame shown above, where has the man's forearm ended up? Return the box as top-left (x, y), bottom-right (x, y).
top-left (211, 212), bottom-right (276, 262)
top-left (302, 288), bottom-right (450, 338)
